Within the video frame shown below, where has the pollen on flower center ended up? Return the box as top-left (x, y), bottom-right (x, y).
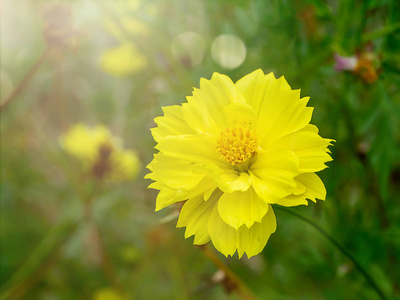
top-left (216, 124), bottom-right (257, 165)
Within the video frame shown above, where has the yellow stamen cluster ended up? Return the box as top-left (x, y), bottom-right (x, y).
top-left (216, 124), bottom-right (257, 165)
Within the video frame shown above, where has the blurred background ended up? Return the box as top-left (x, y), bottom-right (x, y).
top-left (1, 0), bottom-right (399, 299)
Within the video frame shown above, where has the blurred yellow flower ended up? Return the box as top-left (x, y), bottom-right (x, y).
top-left (103, 17), bottom-right (150, 41)
top-left (146, 69), bottom-right (334, 258)
top-left (93, 288), bottom-right (127, 300)
top-left (100, 43), bottom-right (147, 77)
top-left (99, 0), bottom-right (157, 77)
top-left (102, 0), bottom-right (157, 40)
top-left (61, 124), bottom-right (140, 182)
top-left (334, 52), bottom-right (379, 84)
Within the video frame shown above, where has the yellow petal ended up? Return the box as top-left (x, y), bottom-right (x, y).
top-left (145, 161), bottom-right (160, 185)
top-left (147, 181), bottom-right (163, 190)
top-left (155, 134), bottom-right (229, 170)
top-left (188, 177), bottom-right (219, 201)
top-left (235, 69), bottom-right (291, 114)
top-left (182, 100), bottom-right (220, 135)
top-left (151, 155), bottom-right (206, 190)
top-left (177, 190), bottom-right (220, 245)
top-left (218, 171), bottom-right (251, 193)
top-left (182, 73), bottom-right (245, 134)
top-left (257, 90), bottom-right (313, 145)
top-left (296, 172), bottom-right (327, 202)
top-left (236, 69), bottom-right (311, 143)
top-left (207, 204), bottom-right (237, 257)
top-left (150, 154), bottom-right (219, 210)
top-left (218, 189), bottom-right (268, 230)
top-left (291, 178), bottom-right (307, 195)
top-left (151, 105), bottom-right (195, 142)
top-left (236, 204), bottom-right (277, 258)
top-left (204, 188), bottom-right (215, 201)
top-left (275, 194), bottom-right (309, 207)
top-left (301, 124), bottom-right (319, 133)
top-left (249, 149), bottom-right (298, 200)
top-left (224, 102), bottom-right (257, 125)
top-left (273, 130), bottom-right (333, 172)
top-left (154, 185), bottom-right (187, 211)
top-left (249, 174), bottom-right (280, 204)
top-left (276, 172), bottom-right (326, 206)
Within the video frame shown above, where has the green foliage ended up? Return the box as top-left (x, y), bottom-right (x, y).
top-left (1, 0), bottom-right (399, 299)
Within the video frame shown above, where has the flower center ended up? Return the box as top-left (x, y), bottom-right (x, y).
top-left (354, 58), bottom-right (378, 84)
top-left (92, 143), bottom-right (113, 179)
top-left (216, 124), bottom-right (257, 165)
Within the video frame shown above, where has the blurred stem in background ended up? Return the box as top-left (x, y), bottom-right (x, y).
top-left (339, 74), bottom-right (398, 294)
top-left (0, 207), bottom-right (82, 300)
top-left (0, 47), bottom-right (50, 112)
top-left (275, 206), bottom-right (388, 300)
top-left (0, 182), bottom-right (114, 300)
top-left (362, 22), bottom-right (400, 43)
top-left (83, 195), bottom-right (121, 291)
top-left (199, 245), bottom-right (259, 300)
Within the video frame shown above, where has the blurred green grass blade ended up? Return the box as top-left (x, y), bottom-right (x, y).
top-left (275, 206), bottom-right (389, 300)
top-left (0, 213), bottom-right (82, 300)
top-left (358, 99), bottom-right (381, 135)
top-left (306, 0), bottom-right (333, 18)
top-left (362, 22), bottom-right (400, 42)
top-left (368, 81), bottom-right (396, 203)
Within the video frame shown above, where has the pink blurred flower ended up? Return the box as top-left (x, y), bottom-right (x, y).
top-left (334, 53), bottom-right (358, 71)
top-left (334, 51), bottom-right (379, 84)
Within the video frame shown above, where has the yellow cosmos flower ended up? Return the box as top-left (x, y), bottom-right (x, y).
top-left (146, 69), bottom-right (334, 258)
top-left (61, 124), bottom-right (140, 182)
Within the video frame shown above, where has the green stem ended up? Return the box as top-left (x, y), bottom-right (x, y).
top-left (90, 219), bottom-right (121, 290)
top-left (274, 205), bottom-right (387, 300)
top-left (0, 214), bottom-right (81, 300)
top-left (199, 245), bottom-right (259, 300)
top-left (0, 184), bottom-right (96, 300)
top-left (0, 47), bottom-right (50, 112)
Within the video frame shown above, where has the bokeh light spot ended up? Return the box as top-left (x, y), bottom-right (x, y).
top-left (211, 34), bottom-right (246, 69)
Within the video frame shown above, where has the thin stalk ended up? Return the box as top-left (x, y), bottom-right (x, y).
top-left (89, 217), bottom-right (121, 290)
top-left (0, 215), bottom-right (81, 300)
top-left (0, 184), bottom-right (96, 300)
top-left (362, 22), bottom-right (400, 42)
top-left (0, 47), bottom-right (50, 112)
top-left (275, 205), bottom-right (387, 300)
top-left (199, 245), bottom-right (259, 300)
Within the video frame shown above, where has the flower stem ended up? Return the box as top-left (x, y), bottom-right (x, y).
top-left (0, 186), bottom-right (94, 300)
top-left (199, 245), bottom-right (259, 300)
top-left (0, 47), bottom-right (50, 112)
top-left (274, 205), bottom-right (387, 300)
top-left (0, 214), bottom-right (81, 300)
